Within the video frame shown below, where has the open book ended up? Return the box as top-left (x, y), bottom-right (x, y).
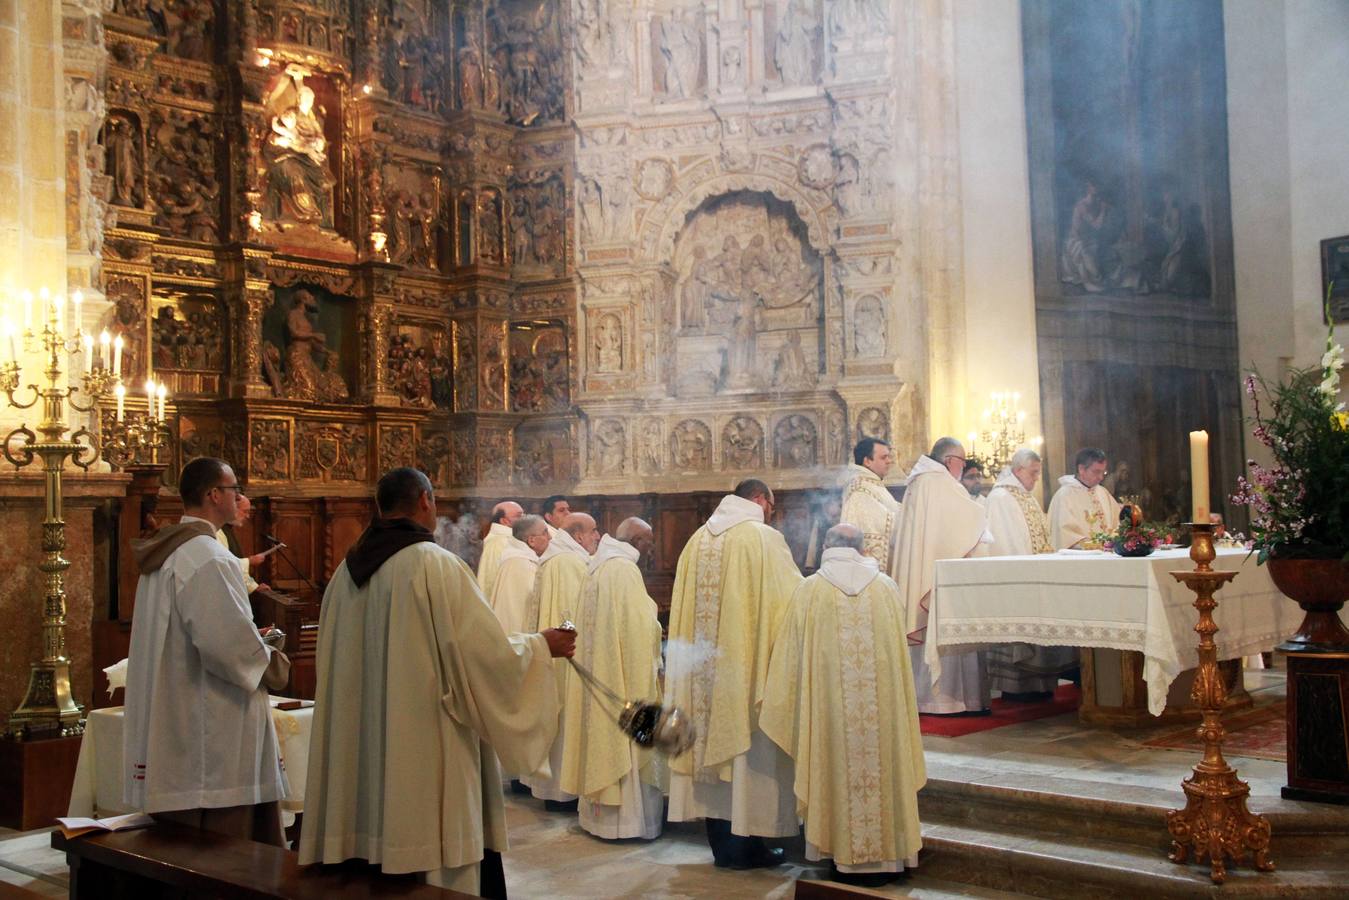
top-left (56, 812), bottom-right (154, 839)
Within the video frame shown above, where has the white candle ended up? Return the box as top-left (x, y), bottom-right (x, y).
top-left (99, 330), bottom-right (110, 369)
top-left (83, 334), bottom-right (93, 374)
top-left (115, 383), bottom-right (125, 422)
top-left (145, 378), bottom-right (155, 414)
top-left (158, 384), bottom-right (168, 420)
top-left (1189, 430), bottom-right (1210, 523)
top-left (113, 334), bottom-right (123, 377)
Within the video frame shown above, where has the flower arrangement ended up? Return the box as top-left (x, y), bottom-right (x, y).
top-left (1091, 505), bottom-right (1176, 557)
top-left (1232, 286), bottom-right (1349, 563)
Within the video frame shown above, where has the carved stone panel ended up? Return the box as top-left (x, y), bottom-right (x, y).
top-left (262, 284), bottom-right (353, 403)
top-left (851, 294), bottom-right (886, 358)
top-left (509, 321), bottom-right (569, 412)
top-left (637, 417), bottom-right (664, 475)
top-left (722, 416), bottom-right (764, 470)
top-left (479, 425), bottom-right (512, 484)
top-left (773, 413), bottom-right (817, 469)
top-left (148, 109), bottom-right (219, 242)
top-left (590, 418), bottom-right (627, 477)
top-left (670, 419), bottom-right (711, 472)
top-left (515, 423), bottom-right (575, 486)
top-left (480, 320), bottom-right (507, 411)
top-left (452, 318), bottom-right (478, 411)
top-left (378, 424), bottom-right (415, 473)
top-left (856, 406), bottom-right (889, 443)
top-left (386, 322), bottom-right (450, 409)
top-left (296, 421), bottom-right (368, 483)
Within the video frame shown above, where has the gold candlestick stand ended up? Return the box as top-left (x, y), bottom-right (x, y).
top-left (1165, 523), bottom-right (1275, 883)
top-left (2, 312), bottom-right (119, 737)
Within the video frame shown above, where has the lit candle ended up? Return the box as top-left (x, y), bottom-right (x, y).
top-left (1189, 430), bottom-right (1210, 523)
top-left (72, 290), bottom-right (82, 336)
top-left (157, 383), bottom-right (167, 420)
top-left (113, 334), bottom-right (123, 377)
top-left (115, 383), bottom-right (125, 422)
top-left (83, 334), bottom-right (93, 374)
top-left (99, 330), bottom-right (110, 369)
top-left (145, 378), bottom-right (155, 412)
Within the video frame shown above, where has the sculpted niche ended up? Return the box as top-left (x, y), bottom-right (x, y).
top-left (671, 192), bottom-right (823, 395)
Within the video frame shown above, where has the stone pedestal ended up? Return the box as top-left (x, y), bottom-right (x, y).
top-left (1283, 649), bottom-right (1349, 805)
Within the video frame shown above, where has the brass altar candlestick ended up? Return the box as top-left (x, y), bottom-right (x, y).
top-left (1165, 523), bottom-right (1275, 884)
top-left (2, 295), bottom-right (122, 737)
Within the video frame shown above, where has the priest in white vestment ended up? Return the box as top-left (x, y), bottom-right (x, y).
top-left (840, 437), bottom-right (901, 576)
top-left (521, 512), bottom-right (599, 807)
top-left (215, 493), bottom-right (269, 593)
top-left (667, 479), bottom-right (804, 869)
top-left (124, 457), bottom-right (291, 845)
top-left (1047, 447), bottom-right (1123, 549)
top-left (299, 468), bottom-right (575, 898)
top-left (488, 514), bottom-right (550, 635)
top-left (896, 437), bottom-right (993, 715)
top-left (477, 500), bottom-right (525, 597)
top-left (763, 525), bottom-right (925, 887)
top-left (561, 520), bottom-right (665, 840)
top-left (985, 449), bottom-right (1080, 700)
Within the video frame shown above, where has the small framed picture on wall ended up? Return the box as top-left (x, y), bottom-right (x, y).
top-left (1322, 235), bottom-right (1349, 323)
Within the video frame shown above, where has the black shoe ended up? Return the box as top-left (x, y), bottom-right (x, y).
top-left (714, 845), bottom-right (786, 870)
top-left (1000, 690), bottom-right (1053, 703)
top-left (829, 864), bottom-right (896, 888)
top-left (509, 780), bottom-right (530, 795)
top-left (544, 799), bottom-right (579, 812)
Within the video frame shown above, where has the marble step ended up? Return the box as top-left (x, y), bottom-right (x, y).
top-left (917, 820), bottom-right (1349, 899)
top-left (919, 763), bottom-right (1349, 857)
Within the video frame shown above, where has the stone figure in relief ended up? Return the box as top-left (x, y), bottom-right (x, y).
top-left (725, 293), bottom-right (760, 386)
top-left (857, 407), bottom-right (888, 441)
top-left (594, 314), bottom-right (623, 373)
top-left (593, 420), bottom-right (626, 475)
top-left (640, 419), bottom-right (662, 473)
top-left (775, 414), bottom-right (817, 468)
top-left (853, 295), bottom-right (886, 357)
top-left (107, 116), bottom-right (140, 207)
top-left (681, 246), bottom-right (715, 330)
top-left (579, 177), bottom-right (604, 240)
top-left (1060, 181), bottom-right (1109, 292)
top-left (283, 290), bottom-right (327, 400)
top-left (723, 417), bottom-right (763, 469)
top-left (658, 10), bottom-right (701, 99)
top-left (671, 420), bottom-right (711, 471)
top-left (263, 66), bottom-right (334, 228)
top-left (775, 0), bottom-right (816, 85)
top-left (772, 331), bottom-right (808, 386)
top-left (458, 44), bottom-right (483, 109)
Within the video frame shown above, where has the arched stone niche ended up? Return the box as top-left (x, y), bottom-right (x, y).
top-left (666, 190), bottom-right (824, 397)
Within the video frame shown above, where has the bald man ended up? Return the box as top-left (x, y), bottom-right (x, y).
top-left (561, 517), bottom-right (665, 839)
top-left (478, 500), bottom-right (525, 598)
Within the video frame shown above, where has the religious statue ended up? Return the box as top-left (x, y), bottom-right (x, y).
top-left (852, 296), bottom-right (886, 357)
top-left (640, 419), bottom-right (662, 473)
top-left (671, 420), bottom-right (711, 471)
top-left (510, 194), bottom-right (533, 265)
top-left (592, 420), bottom-right (626, 476)
top-left (276, 289), bottom-right (343, 401)
top-left (772, 330), bottom-right (808, 386)
top-left (775, 0), bottom-right (817, 85)
top-left (594, 314), bottom-right (623, 372)
top-left (459, 44), bottom-right (484, 109)
top-left (478, 190), bottom-right (503, 265)
top-left (774, 414), bottom-right (817, 468)
top-left (723, 417), bottom-right (763, 469)
top-left (106, 116), bottom-right (140, 207)
top-left (262, 66), bottom-right (334, 229)
top-left (658, 10), bottom-right (701, 99)
top-left (723, 293), bottom-right (760, 386)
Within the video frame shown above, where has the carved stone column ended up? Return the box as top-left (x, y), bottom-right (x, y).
top-left (225, 245), bottom-right (275, 399)
top-left (357, 260), bottom-right (401, 406)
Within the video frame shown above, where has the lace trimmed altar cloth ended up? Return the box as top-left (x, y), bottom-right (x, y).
top-left (925, 548), bottom-right (1293, 716)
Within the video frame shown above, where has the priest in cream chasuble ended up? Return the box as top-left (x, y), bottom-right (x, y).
top-left (477, 500), bottom-right (525, 598)
top-left (666, 480), bottom-right (804, 868)
top-left (1046, 447), bottom-right (1123, 549)
top-left (521, 513), bottom-right (599, 805)
top-left (895, 439), bottom-right (993, 715)
top-left (763, 525), bottom-right (925, 879)
top-left (840, 437), bottom-right (901, 576)
top-left (488, 515), bottom-right (549, 636)
top-left (561, 523), bottom-right (665, 840)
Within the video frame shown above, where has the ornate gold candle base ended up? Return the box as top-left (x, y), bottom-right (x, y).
top-left (1165, 523), bottom-right (1275, 884)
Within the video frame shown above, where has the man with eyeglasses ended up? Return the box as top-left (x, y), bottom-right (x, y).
top-left (1047, 447), bottom-right (1123, 549)
top-left (123, 456), bottom-right (292, 845)
top-left (893, 437), bottom-right (994, 715)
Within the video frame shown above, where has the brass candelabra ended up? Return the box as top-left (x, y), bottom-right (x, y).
top-left (1165, 523), bottom-right (1275, 884)
top-left (968, 391), bottom-right (1040, 474)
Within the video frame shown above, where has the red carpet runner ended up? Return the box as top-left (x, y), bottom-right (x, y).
top-left (919, 684), bottom-right (1081, 738)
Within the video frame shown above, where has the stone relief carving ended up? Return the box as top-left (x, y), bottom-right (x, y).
top-left (250, 419), bottom-right (291, 481)
top-left (670, 419), bottom-right (712, 472)
top-left (593, 312), bottom-right (623, 373)
top-left (385, 1), bottom-right (447, 114)
top-left (638, 418), bottom-right (663, 475)
top-left (152, 296), bottom-right (225, 373)
top-left (634, 158), bottom-right (675, 202)
top-left (591, 419), bottom-right (626, 476)
top-left (478, 188), bottom-right (505, 265)
top-left (263, 288), bottom-right (349, 403)
top-left (774, 0), bottom-right (818, 85)
top-left (379, 425), bottom-right (416, 473)
top-left (104, 112), bottom-right (143, 208)
top-left (578, 172), bottom-right (629, 242)
top-left (515, 425), bottom-right (574, 485)
top-left (797, 144), bottom-right (837, 191)
top-left (486, 0), bottom-right (564, 125)
top-left (148, 110), bottom-right (219, 242)
top-left (479, 426), bottom-right (512, 483)
top-left (722, 416), bottom-right (764, 470)
top-left (856, 406), bottom-right (889, 442)
top-left (826, 409), bottom-right (847, 465)
top-left (656, 10), bottom-right (703, 100)
top-left (387, 327), bottom-right (451, 409)
top-left (827, 0), bottom-right (888, 39)
top-left (101, 277), bottom-right (148, 382)
top-left (385, 168), bottom-right (441, 270)
top-left (453, 319), bottom-right (478, 411)
top-left (480, 321), bottom-right (507, 409)
top-left (509, 173), bottom-right (564, 270)
top-left (773, 414), bottom-right (817, 468)
top-left (852, 294), bottom-right (886, 357)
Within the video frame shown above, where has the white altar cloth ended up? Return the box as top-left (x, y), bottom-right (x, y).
top-left (68, 698), bottom-right (313, 822)
top-left (924, 548), bottom-right (1294, 716)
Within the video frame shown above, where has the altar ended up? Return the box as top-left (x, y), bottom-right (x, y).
top-left (926, 548), bottom-right (1297, 725)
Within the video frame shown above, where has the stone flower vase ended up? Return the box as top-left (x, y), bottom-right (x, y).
top-left (1267, 557), bottom-right (1349, 649)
